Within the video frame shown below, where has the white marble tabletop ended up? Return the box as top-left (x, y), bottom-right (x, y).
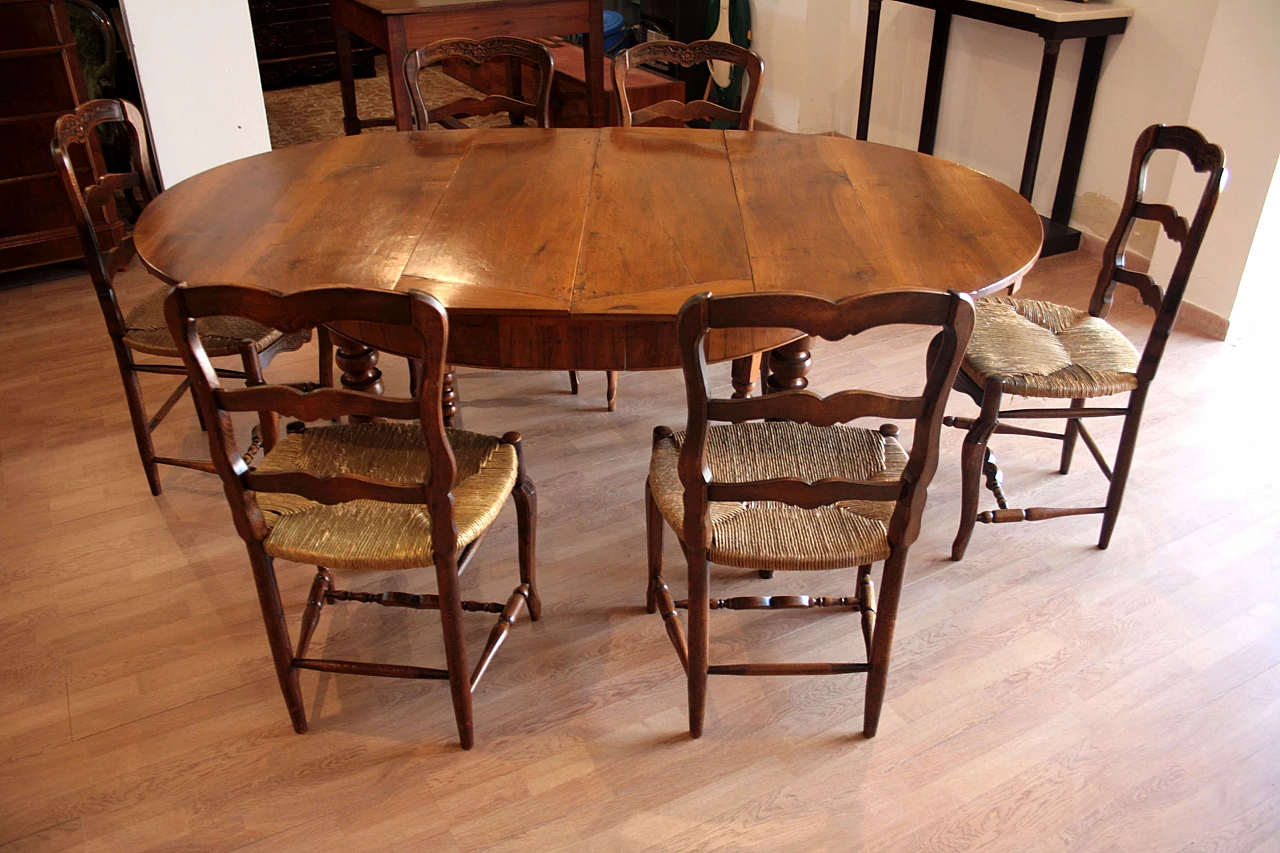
top-left (975, 0), bottom-right (1134, 23)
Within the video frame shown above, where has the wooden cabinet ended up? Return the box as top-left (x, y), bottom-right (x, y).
top-left (0, 0), bottom-right (122, 274)
top-left (249, 0), bottom-right (376, 90)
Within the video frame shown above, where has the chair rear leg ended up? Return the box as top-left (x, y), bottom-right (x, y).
top-left (863, 548), bottom-right (907, 737)
top-left (952, 380), bottom-right (1003, 561)
top-left (1059, 397), bottom-right (1085, 474)
top-left (436, 553), bottom-right (475, 749)
top-left (1099, 388), bottom-right (1148, 550)
top-left (687, 548), bottom-right (710, 738)
top-left (247, 547), bottom-right (307, 733)
top-left (114, 344), bottom-right (162, 495)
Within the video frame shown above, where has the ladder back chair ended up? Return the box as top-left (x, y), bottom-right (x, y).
top-left (613, 39), bottom-right (763, 130)
top-left (404, 36), bottom-right (554, 131)
top-left (646, 289), bottom-right (975, 738)
top-left (165, 284), bottom-right (539, 749)
top-left (52, 99), bottom-right (319, 496)
top-left (945, 124), bottom-right (1226, 559)
top-left (404, 37), bottom-right (614, 411)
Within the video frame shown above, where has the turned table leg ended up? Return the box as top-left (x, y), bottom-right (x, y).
top-left (730, 354), bottom-right (761, 399)
top-left (765, 337), bottom-right (812, 394)
top-left (442, 367), bottom-right (459, 427)
top-left (331, 333), bottom-right (383, 423)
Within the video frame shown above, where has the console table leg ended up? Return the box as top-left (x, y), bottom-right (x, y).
top-left (1052, 35), bottom-right (1107, 225)
top-left (334, 22), bottom-right (361, 136)
top-left (856, 0), bottom-right (883, 141)
top-left (766, 338), bottom-right (812, 394)
top-left (918, 10), bottom-right (951, 155)
top-left (1019, 38), bottom-right (1061, 201)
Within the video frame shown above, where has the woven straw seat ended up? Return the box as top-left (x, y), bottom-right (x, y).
top-left (649, 421), bottom-right (907, 571)
top-left (963, 296), bottom-right (1140, 399)
top-left (122, 286), bottom-right (285, 357)
top-left (255, 422), bottom-right (517, 571)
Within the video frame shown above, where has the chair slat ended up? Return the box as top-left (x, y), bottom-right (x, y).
top-left (706, 291), bottom-right (955, 339)
top-left (708, 390), bottom-right (924, 426)
top-left (707, 477), bottom-right (902, 509)
top-left (631, 100), bottom-right (742, 127)
top-left (1133, 202), bottom-right (1189, 243)
top-left (215, 385), bottom-right (419, 422)
top-left (1112, 266), bottom-right (1164, 311)
top-left (244, 470), bottom-right (426, 505)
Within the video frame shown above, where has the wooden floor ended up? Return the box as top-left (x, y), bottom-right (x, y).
top-left (1, 248), bottom-right (1277, 852)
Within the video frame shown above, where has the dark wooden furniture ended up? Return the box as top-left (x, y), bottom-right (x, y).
top-left (52, 99), bottom-right (313, 495)
top-left (331, 0), bottom-right (607, 134)
top-left (647, 290), bottom-right (974, 737)
top-left (856, 0), bottom-right (1132, 256)
top-left (249, 0), bottom-right (376, 90)
top-left (1, 0), bottom-right (123, 273)
top-left (613, 39), bottom-right (762, 129)
top-left (405, 37), bottom-right (555, 129)
top-left (944, 125), bottom-right (1225, 558)
top-left (165, 283), bottom-right (538, 748)
top-left (131, 128), bottom-right (1043, 418)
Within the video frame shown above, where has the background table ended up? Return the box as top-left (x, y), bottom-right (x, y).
top-left (332, 0), bottom-right (607, 133)
top-left (133, 127), bottom-right (1042, 400)
top-left (856, 0), bottom-right (1132, 256)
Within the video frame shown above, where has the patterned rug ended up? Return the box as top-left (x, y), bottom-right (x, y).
top-left (263, 56), bottom-right (508, 148)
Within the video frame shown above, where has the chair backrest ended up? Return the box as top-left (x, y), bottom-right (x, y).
top-left (52, 97), bottom-right (163, 313)
top-left (613, 40), bottom-right (763, 129)
top-left (165, 284), bottom-right (460, 553)
top-left (1090, 124), bottom-right (1226, 383)
top-left (404, 37), bottom-right (555, 130)
top-left (675, 290), bottom-right (974, 552)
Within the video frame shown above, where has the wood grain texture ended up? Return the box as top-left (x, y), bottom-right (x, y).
top-left (1, 244), bottom-right (1276, 850)
top-left (133, 127), bottom-right (1043, 373)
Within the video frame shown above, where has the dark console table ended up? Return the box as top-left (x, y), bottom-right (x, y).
top-left (856, 0), bottom-right (1132, 255)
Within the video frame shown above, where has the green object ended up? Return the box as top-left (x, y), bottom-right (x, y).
top-left (705, 0), bottom-right (752, 128)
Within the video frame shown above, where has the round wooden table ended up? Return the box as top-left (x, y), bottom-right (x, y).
top-left (134, 127), bottom-right (1042, 402)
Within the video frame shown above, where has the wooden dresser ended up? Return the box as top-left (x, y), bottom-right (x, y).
top-left (249, 0), bottom-right (376, 90)
top-left (0, 0), bottom-right (122, 274)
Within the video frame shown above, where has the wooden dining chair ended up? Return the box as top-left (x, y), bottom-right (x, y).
top-left (945, 125), bottom-right (1226, 559)
top-left (646, 289), bottom-right (974, 738)
top-left (404, 37), bottom-right (614, 410)
top-left (52, 99), bottom-right (317, 496)
top-left (404, 36), bottom-right (554, 131)
top-left (165, 283), bottom-right (539, 749)
top-left (613, 39), bottom-right (764, 130)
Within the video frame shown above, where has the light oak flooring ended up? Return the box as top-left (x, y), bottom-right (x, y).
top-left (0, 248), bottom-right (1277, 852)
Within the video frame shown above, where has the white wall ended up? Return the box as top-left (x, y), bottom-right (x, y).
top-left (1148, 0), bottom-right (1280, 321)
top-left (119, 0), bottom-right (272, 186)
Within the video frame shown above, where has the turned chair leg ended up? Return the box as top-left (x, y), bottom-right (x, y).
top-left (645, 478), bottom-right (663, 613)
top-left (1059, 396), bottom-right (1085, 474)
top-left (247, 547), bottom-right (308, 733)
top-left (952, 379), bottom-right (1003, 561)
top-left (686, 548), bottom-right (710, 738)
top-left (1099, 387), bottom-right (1148, 550)
top-left (240, 342), bottom-right (278, 453)
top-left (435, 552), bottom-right (475, 749)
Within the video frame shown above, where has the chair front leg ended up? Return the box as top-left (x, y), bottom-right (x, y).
top-left (239, 341), bottom-right (278, 453)
top-left (687, 547), bottom-right (710, 738)
top-left (1099, 386), bottom-right (1148, 550)
top-left (1060, 396), bottom-right (1086, 474)
top-left (952, 378), bottom-right (1003, 561)
top-left (645, 477), bottom-right (663, 614)
top-left (504, 433), bottom-right (540, 620)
